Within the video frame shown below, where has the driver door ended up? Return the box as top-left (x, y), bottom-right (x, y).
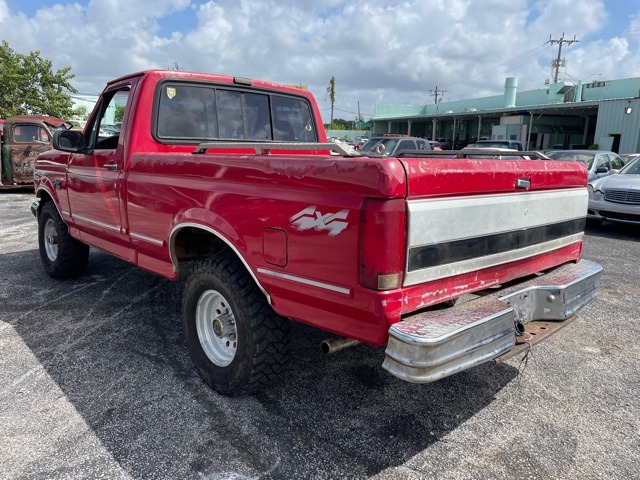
top-left (67, 87), bottom-right (131, 252)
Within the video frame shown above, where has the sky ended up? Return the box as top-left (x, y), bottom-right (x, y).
top-left (1, 0), bottom-right (639, 123)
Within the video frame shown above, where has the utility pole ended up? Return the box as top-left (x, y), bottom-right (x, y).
top-left (328, 76), bottom-right (336, 126)
top-left (429, 85), bottom-right (445, 104)
top-left (547, 33), bottom-right (579, 83)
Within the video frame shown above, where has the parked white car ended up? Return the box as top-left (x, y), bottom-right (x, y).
top-left (587, 155), bottom-right (640, 225)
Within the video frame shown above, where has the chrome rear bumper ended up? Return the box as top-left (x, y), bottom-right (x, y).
top-left (383, 259), bottom-right (602, 383)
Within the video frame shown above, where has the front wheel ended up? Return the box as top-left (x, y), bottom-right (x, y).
top-left (38, 202), bottom-right (90, 278)
top-left (182, 255), bottom-right (290, 395)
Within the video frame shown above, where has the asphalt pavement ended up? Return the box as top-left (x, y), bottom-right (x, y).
top-left (0, 192), bottom-right (638, 479)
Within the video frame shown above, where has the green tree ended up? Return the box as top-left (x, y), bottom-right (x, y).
top-left (324, 118), bottom-right (351, 130)
top-left (0, 41), bottom-right (78, 119)
top-left (114, 105), bottom-right (126, 123)
top-left (74, 105), bottom-right (89, 119)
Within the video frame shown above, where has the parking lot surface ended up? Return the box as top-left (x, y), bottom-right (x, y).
top-left (1, 192), bottom-right (638, 479)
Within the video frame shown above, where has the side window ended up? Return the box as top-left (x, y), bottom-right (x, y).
top-left (157, 84), bottom-right (218, 139)
top-left (610, 155), bottom-right (624, 170)
top-left (397, 139), bottom-right (416, 152)
top-left (271, 95), bottom-right (316, 142)
top-left (89, 88), bottom-right (130, 150)
top-left (416, 139), bottom-right (430, 150)
top-left (12, 125), bottom-right (49, 143)
top-left (595, 154), bottom-right (609, 171)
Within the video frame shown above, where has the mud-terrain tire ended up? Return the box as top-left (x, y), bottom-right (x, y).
top-left (38, 202), bottom-right (90, 279)
top-left (182, 254), bottom-right (291, 395)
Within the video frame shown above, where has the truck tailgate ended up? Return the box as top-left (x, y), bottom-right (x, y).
top-left (400, 157), bottom-right (587, 197)
top-left (398, 157), bottom-right (588, 288)
top-left (380, 157), bottom-right (599, 383)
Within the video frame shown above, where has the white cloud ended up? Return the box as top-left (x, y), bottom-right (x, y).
top-left (528, 0), bottom-right (609, 35)
top-left (0, 1), bottom-right (8, 22)
top-left (0, 0), bottom-right (639, 122)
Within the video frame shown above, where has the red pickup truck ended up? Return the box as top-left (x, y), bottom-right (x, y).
top-left (32, 70), bottom-right (602, 395)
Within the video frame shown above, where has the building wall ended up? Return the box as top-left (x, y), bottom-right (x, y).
top-left (372, 77), bottom-right (640, 153)
top-left (594, 98), bottom-right (640, 153)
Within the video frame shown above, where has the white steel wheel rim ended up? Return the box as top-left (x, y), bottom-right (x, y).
top-left (196, 289), bottom-right (238, 367)
top-left (43, 218), bottom-right (59, 262)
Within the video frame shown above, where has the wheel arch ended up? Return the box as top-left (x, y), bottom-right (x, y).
top-left (34, 185), bottom-right (62, 219)
top-left (169, 221), bottom-right (271, 304)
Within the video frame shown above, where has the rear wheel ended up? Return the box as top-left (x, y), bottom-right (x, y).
top-left (38, 202), bottom-right (89, 278)
top-left (182, 254), bottom-right (290, 395)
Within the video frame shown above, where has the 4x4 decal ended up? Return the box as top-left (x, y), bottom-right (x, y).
top-left (290, 206), bottom-right (349, 236)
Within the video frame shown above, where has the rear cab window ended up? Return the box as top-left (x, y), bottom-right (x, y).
top-left (154, 82), bottom-right (317, 143)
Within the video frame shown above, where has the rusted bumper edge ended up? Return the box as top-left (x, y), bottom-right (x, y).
top-left (382, 259), bottom-right (602, 383)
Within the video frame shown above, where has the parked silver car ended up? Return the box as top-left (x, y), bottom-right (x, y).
top-left (587, 155), bottom-right (640, 225)
top-left (464, 139), bottom-right (523, 151)
top-left (547, 150), bottom-right (625, 181)
top-left (621, 153), bottom-right (640, 165)
top-left (359, 136), bottom-right (431, 156)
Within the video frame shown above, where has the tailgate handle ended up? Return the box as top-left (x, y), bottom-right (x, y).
top-left (516, 178), bottom-right (530, 189)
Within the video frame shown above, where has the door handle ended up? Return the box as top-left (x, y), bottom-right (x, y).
top-left (104, 163), bottom-right (119, 172)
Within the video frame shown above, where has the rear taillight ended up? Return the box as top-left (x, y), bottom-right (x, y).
top-left (360, 198), bottom-right (406, 290)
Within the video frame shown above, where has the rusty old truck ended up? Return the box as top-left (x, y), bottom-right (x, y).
top-left (32, 69), bottom-right (602, 395)
top-left (1, 115), bottom-right (71, 189)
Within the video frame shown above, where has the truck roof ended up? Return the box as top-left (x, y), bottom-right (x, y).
top-left (4, 115), bottom-right (69, 128)
top-left (105, 69), bottom-right (315, 99)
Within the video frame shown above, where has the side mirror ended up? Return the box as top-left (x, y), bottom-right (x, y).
top-left (595, 166), bottom-right (608, 174)
top-left (53, 130), bottom-right (88, 153)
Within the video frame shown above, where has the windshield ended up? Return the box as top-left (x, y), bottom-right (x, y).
top-left (547, 152), bottom-right (595, 169)
top-left (620, 156), bottom-right (640, 174)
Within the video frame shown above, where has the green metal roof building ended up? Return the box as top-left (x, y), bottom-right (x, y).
top-left (371, 77), bottom-right (640, 153)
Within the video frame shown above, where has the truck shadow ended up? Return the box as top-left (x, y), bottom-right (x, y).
top-left (3, 249), bottom-right (519, 479)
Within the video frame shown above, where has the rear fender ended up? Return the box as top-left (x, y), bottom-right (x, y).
top-left (168, 208), bottom-right (270, 303)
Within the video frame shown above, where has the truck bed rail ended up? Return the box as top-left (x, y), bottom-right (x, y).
top-left (396, 149), bottom-right (551, 159)
top-left (193, 141), bottom-right (359, 156)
